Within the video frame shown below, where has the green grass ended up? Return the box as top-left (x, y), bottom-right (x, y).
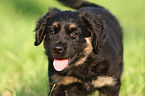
top-left (0, 0), bottom-right (144, 96)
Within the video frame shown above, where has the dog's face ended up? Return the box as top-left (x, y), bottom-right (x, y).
top-left (44, 12), bottom-right (90, 60)
top-left (34, 8), bottom-right (106, 71)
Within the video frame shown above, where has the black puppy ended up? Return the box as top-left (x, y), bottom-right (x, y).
top-left (34, 0), bottom-right (123, 96)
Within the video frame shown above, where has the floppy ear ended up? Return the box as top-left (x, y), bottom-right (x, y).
top-left (79, 10), bottom-right (106, 53)
top-left (34, 8), bottom-right (60, 46)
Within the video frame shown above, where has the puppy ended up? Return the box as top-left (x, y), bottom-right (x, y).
top-left (34, 0), bottom-right (123, 96)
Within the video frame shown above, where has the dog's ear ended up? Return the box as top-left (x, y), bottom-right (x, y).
top-left (79, 10), bottom-right (106, 53)
top-left (34, 8), bottom-right (60, 46)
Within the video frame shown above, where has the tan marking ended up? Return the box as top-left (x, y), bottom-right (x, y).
top-left (60, 76), bottom-right (82, 85)
top-left (100, 93), bottom-right (107, 96)
top-left (84, 37), bottom-right (93, 55)
top-left (92, 76), bottom-right (117, 88)
top-left (51, 74), bottom-right (82, 85)
top-left (69, 24), bottom-right (77, 30)
top-left (53, 22), bottom-right (58, 26)
top-left (74, 37), bottom-right (93, 66)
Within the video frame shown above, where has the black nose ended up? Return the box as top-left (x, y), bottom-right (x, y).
top-left (53, 44), bottom-right (64, 53)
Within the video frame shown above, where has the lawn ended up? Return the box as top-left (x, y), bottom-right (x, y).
top-left (0, 0), bottom-right (144, 96)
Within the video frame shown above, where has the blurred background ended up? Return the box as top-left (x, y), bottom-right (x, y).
top-left (0, 0), bottom-right (144, 96)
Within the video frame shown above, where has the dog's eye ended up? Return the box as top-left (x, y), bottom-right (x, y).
top-left (49, 29), bottom-right (55, 35)
top-left (69, 32), bottom-right (78, 38)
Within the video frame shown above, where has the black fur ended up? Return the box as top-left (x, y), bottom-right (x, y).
top-left (34, 0), bottom-right (123, 96)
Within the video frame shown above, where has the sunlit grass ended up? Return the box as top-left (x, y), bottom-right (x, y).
top-left (0, 0), bottom-right (144, 96)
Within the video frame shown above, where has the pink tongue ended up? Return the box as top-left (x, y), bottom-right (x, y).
top-left (53, 59), bottom-right (69, 71)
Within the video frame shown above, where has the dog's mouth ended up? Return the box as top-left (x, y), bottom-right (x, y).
top-left (53, 53), bottom-right (78, 71)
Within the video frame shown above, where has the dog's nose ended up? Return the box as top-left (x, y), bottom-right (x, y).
top-left (53, 45), bottom-right (64, 53)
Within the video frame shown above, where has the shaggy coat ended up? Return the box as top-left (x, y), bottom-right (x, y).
top-left (34, 0), bottom-right (123, 96)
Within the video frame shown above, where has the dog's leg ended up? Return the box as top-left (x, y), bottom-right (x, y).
top-left (98, 80), bottom-right (121, 96)
top-left (51, 82), bottom-right (93, 96)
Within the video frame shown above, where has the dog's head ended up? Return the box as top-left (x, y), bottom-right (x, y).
top-left (34, 8), bottom-right (106, 71)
